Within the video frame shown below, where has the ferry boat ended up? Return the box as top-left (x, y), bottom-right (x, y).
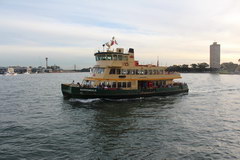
top-left (61, 37), bottom-right (188, 99)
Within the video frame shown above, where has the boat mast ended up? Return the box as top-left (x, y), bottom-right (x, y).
top-left (103, 37), bottom-right (118, 52)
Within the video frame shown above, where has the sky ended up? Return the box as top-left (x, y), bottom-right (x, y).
top-left (0, 0), bottom-right (240, 69)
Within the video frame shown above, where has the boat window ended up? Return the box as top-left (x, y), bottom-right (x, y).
top-left (136, 69), bottom-right (141, 75)
top-left (123, 56), bottom-right (128, 61)
top-left (117, 82), bottom-right (122, 88)
top-left (149, 70), bottom-right (152, 75)
top-left (96, 55), bottom-right (103, 61)
top-left (107, 55), bottom-right (112, 60)
top-left (113, 55), bottom-right (117, 60)
top-left (106, 82), bottom-right (111, 87)
top-left (127, 82), bottom-right (131, 88)
top-left (112, 82), bottom-right (117, 88)
top-left (96, 55), bottom-right (101, 60)
top-left (98, 68), bottom-right (104, 74)
top-left (163, 81), bottom-right (166, 85)
top-left (140, 70), bottom-right (144, 75)
top-left (93, 67), bottom-right (105, 74)
top-left (152, 70), bottom-right (156, 75)
top-left (96, 55), bottom-right (99, 61)
top-left (153, 81), bottom-right (157, 87)
top-left (122, 69), bottom-right (127, 75)
top-left (118, 55), bottom-right (122, 60)
top-left (82, 80), bottom-right (94, 87)
top-left (116, 69), bottom-right (120, 74)
top-left (97, 55), bottom-right (101, 60)
top-left (131, 69), bottom-right (135, 75)
top-left (136, 69), bottom-right (139, 75)
top-left (102, 54), bottom-right (106, 60)
top-left (158, 81), bottom-right (161, 86)
top-left (109, 68), bottom-right (115, 74)
top-left (122, 82), bottom-right (126, 88)
top-left (144, 70), bottom-right (148, 75)
top-left (92, 68), bottom-right (95, 73)
top-left (127, 69), bottom-right (131, 75)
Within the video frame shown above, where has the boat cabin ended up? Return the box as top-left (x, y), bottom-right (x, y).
top-left (80, 47), bottom-right (181, 91)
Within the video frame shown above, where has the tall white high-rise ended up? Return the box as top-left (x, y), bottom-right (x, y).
top-left (210, 42), bottom-right (220, 69)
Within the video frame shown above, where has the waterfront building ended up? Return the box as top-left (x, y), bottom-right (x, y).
top-left (0, 67), bottom-right (7, 74)
top-left (210, 42), bottom-right (220, 69)
top-left (7, 67), bottom-right (15, 74)
top-left (8, 66), bottom-right (27, 74)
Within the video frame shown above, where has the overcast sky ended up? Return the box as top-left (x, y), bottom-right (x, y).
top-left (0, 0), bottom-right (240, 69)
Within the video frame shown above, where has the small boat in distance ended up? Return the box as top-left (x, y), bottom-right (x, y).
top-left (61, 37), bottom-right (189, 99)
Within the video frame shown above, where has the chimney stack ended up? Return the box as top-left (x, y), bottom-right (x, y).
top-left (45, 57), bottom-right (48, 68)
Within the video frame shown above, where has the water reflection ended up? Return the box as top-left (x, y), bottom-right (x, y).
top-left (62, 95), bottom-right (183, 158)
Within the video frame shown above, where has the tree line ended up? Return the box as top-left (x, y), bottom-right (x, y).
top-left (166, 63), bottom-right (210, 72)
top-left (166, 62), bottom-right (240, 73)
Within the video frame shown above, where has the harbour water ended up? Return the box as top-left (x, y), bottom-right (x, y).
top-left (0, 73), bottom-right (240, 159)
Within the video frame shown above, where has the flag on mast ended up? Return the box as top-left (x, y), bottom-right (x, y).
top-left (105, 37), bottom-right (118, 50)
top-left (110, 36), bottom-right (118, 46)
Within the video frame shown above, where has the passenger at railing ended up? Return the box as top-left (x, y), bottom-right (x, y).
top-left (97, 84), bottom-right (104, 89)
top-left (70, 80), bottom-right (75, 86)
top-left (104, 86), bottom-right (108, 89)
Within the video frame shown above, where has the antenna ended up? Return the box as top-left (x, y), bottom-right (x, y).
top-left (102, 44), bottom-right (105, 52)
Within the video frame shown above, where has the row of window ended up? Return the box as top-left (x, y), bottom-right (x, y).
top-left (92, 67), bottom-right (105, 74)
top-left (99, 81), bottom-right (131, 88)
top-left (109, 68), bottom-right (164, 75)
top-left (95, 54), bottom-right (128, 61)
top-left (139, 80), bottom-right (167, 87)
top-left (92, 68), bottom-right (165, 75)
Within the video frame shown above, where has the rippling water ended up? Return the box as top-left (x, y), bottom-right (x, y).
top-left (0, 73), bottom-right (240, 159)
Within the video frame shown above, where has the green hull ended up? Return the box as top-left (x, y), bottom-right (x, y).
top-left (61, 84), bottom-right (189, 99)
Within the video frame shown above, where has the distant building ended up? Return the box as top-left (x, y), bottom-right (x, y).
top-left (27, 67), bottom-right (32, 73)
top-left (8, 66), bottom-right (27, 74)
top-left (7, 67), bottom-right (15, 74)
top-left (0, 67), bottom-right (7, 74)
top-left (46, 64), bottom-right (62, 72)
top-left (210, 42), bottom-right (220, 69)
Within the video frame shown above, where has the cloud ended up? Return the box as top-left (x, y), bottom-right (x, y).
top-left (0, 0), bottom-right (240, 68)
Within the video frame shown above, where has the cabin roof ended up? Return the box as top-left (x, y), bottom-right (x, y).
top-left (94, 52), bottom-right (129, 56)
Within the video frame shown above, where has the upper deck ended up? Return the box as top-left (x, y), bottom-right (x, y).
top-left (94, 48), bottom-right (135, 68)
top-left (83, 37), bottom-right (182, 83)
top-left (88, 47), bottom-right (181, 81)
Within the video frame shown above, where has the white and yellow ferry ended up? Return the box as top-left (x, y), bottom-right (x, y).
top-left (61, 38), bottom-right (188, 99)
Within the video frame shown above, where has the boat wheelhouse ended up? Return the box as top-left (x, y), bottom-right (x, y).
top-left (61, 38), bottom-right (188, 99)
